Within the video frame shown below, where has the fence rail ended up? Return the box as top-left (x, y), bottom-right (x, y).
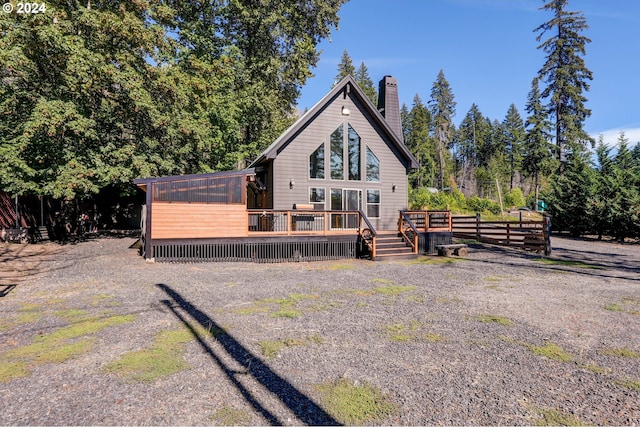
top-left (452, 214), bottom-right (551, 255)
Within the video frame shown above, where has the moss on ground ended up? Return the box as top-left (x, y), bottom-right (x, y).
top-left (315, 378), bottom-right (396, 425)
top-left (0, 314), bottom-right (135, 383)
top-left (104, 327), bottom-right (197, 382)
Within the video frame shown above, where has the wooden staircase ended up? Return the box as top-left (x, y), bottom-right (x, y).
top-left (373, 231), bottom-right (418, 261)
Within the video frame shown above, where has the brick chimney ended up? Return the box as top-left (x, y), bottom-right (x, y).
top-left (377, 75), bottom-right (403, 142)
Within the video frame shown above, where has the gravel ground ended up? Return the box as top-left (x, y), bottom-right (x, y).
top-left (1, 236), bottom-right (639, 425)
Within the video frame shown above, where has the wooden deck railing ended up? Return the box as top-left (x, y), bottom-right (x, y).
top-left (248, 209), bottom-right (366, 235)
top-left (402, 210), bottom-right (452, 232)
top-left (452, 214), bottom-right (551, 255)
top-left (247, 209), bottom-right (377, 258)
top-left (398, 211), bottom-right (419, 254)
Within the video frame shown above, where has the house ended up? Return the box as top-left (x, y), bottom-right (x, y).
top-left (248, 75), bottom-right (418, 231)
top-left (134, 75), bottom-right (453, 262)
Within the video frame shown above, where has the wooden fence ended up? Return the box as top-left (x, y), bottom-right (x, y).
top-left (452, 214), bottom-right (551, 255)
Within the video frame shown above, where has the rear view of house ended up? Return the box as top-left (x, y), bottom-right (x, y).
top-left (135, 75), bottom-right (421, 262)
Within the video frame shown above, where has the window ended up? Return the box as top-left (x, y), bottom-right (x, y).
top-left (309, 143), bottom-right (324, 179)
top-left (347, 125), bottom-right (361, 181)
top-left (366, 147), bottom-right (380, 181)
top-left (366, 189), bottom-right (380, 218)
top-left (330, 125), bottom-right (343, 179)
top-left (309, 187), bottom-right (325, 210)
top-left (330, 188), bottom-right (342, 210)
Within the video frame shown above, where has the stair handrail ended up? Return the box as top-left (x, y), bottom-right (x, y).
top-left (358, 210), bottom-right (377, 258)
top-left (398, 210), bottom-right (419, 254)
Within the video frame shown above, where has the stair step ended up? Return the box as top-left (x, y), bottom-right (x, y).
top-left (372, 231), bottom-right (417, 261)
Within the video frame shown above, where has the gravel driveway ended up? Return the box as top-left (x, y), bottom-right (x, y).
top-left (1, 236), bottom-right (639, 425)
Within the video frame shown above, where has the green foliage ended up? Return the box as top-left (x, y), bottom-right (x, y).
top-left (504, 188), bottom-right (526, 208)
top-left (0, 0), bottom-right (344, 198)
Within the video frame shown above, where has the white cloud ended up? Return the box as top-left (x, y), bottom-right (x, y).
top-left (591, 128), bottom-right (640, 147)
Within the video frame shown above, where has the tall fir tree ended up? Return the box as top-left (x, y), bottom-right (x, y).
top-left (535, 0), bottom-right (593, 165)
top-left (523, 77), bottom-right (556, 209)
top-left (334, 50), bottom-right (356, 83)
top-left (354, 62), bottom-right (377, 105)
top-left (502, 104), bottom-right (525, 190)
top-left (405, 95), bottom-right (435, 189)
top-left (428, 70), bottom-right (456, 190)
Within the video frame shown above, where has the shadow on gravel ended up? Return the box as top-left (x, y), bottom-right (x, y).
top-left (156, 283), bottom-right (341, 426)
top-left (0, 284), bottom-right (16, 297)
top-left (466, 243), bottom-right (640, 282)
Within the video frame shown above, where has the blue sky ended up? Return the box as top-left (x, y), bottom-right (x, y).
top-left (296, 0), bottom-right (640, 146)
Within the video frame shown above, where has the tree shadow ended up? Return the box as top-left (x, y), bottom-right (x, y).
top-left (464, 242), bottom-right (640, 282)
top-left (156, 283), bottom-right (341, 426)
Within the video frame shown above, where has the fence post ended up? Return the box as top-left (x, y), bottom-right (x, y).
top-left (476, 213), bottom-right (481, 240)
top-left (544, 216), bottom-right (552, 256)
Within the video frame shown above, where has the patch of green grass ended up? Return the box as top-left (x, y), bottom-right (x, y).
top-left (104, 327), bottom-right (195, 382)
top-left (55, 308), bottom-right (89, 320)
top-left (581, 363), bottom-right (610, 374)
top-left (371, 278), bottom-right (394, 285)
top-left (233, 305), bottom-right (271, 316)
top-left (210, 405), bottom-right (252, 425)
top-left (613, 379), bottom-right (640, 391)
top-left (403, 256), bottom-right (459, 265)
top-left (258, 335), bottom-right (325, 360)
top-left (529, 343), bottom-right (573, 362)
top-left (325, 263), bottom-right (355, 271)
top-left (0, 361), bottom-right (30, 383)
top-left (372, 285), bottom-right (416, 296)
top-left (234, 293), bottom-right (319, 318)
top-left (383, 321), bottom-right (422, 342)
top-left (476, 314), bottom-right (512, 326)
top-left (533, 258), bottom-right (604, 269)
top-left (483, 276), bottom-right (504, 282)
top-left (315, 378), bottom-right (396, 425)
top-left (601, 347), bottom-right (640, 358)
top-left (381, 320), bottom-right (442, 343)
top-left (533, 408), bottom-right (590, 426)
top-left (0, 314), bottom-right (136, 382)
top-left (603, 303), bottom-right (624, 312)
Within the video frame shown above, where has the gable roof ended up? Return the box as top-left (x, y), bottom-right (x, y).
top-left (249, 75), bottom-right (419, 169)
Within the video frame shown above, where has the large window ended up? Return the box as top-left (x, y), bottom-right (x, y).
top-left (347, 125), bottom-right (361, 181)
top-left (330, 126), bottom-right (344, 180)
top-left (330, 123), bottom-right (362, 181)
top-left (309, 187), bottom-right (325, 210)
top-left (309, 143), bottom-right (324, 179)
top-left (366, 147), bottom-right (380, 181)
top-left (366, 189), bottom-right (380, 218)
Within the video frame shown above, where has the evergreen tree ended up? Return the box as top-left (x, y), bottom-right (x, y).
top-left (502, 104), bottom-right (525, 190)
top-left (523, 77), bottom-right (556, 209)
top-left (428, 70), bottom-right (456, 190)
top-left (354, 62), bottom-right (377, 105)
top-left (544, 145), bottom-right (595, 236)
top-left (334, 50), bottom-right (356, 83)
top-left (405, 95), bottom-right (435, 189)
top-left (535, 0), bottom-right (594, 164)
top-left (454, 104), bottom-right (490, 194)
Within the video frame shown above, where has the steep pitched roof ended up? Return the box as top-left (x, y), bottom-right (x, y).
top-left (249, 75), bottom-right (419, 169)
